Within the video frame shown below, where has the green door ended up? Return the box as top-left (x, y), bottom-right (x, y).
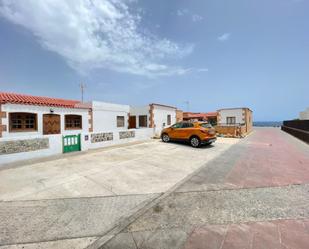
top-left (63, 134), bottom-right (81, 153)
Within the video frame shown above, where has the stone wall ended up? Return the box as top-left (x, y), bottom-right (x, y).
top-left (0, 104), bottom-right (7, 138)
top-left (91, 132), bottom-right (113, 143)
top-left (119, 130), bottom-right (135, 139)
top-left (0, 138), bottom-right (49, 155)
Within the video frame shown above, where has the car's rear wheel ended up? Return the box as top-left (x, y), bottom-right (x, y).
top-left (161, 133), bottom-right (170, 143)
top-left (190, 136), bottom-right (200, 148)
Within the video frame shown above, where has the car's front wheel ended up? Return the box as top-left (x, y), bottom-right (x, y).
top-left (161, 133), bottom-right (170, 143)
top-left (190, 136), bottom-right (201, 148)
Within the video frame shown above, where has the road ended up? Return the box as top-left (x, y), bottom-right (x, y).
top-left (101, 128), bottom-right (309, 249)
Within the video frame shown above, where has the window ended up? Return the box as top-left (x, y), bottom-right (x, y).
top-left (167, 114), bottom-right (171, 125)
top-left (117, 116), bottom-right (125, 127)
top-left (200, 123), bottom-right (213, 128)
top-left (9, 113), bottom-right (37, 132)
top-left (182, 122), bottom-right (194, 128)
top-left (139, 115), bottom-right (148, 127)
top-left (226, 117), bottom-right (236, 125)
top-left (172, 122), bottom-right (183, 128)
top-left (65, 115), bottom-right (82, 129)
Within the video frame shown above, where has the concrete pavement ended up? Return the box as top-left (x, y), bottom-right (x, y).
top-left (101, 128), bottom-right (309, 249)
top-left (0, 137), bottom-right (238, 247)
top-left (0, 138), bottom-right (237, 201)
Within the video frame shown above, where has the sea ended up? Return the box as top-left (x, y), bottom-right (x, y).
top-left (253, 121), bottom-right (283, 127)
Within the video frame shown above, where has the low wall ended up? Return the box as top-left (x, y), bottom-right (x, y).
top-left (0, 128), bottom-right (154, 166)
top-left (215, 125), bottom-right (247, 138)
top-left (0, 135), bottom-right (63, 165)
top-left (282, 120), bottom-right (309, 144)
top-left (86, 128), bottom-right (153, 150)
top-left (0, 138), bottom-right (49, 155)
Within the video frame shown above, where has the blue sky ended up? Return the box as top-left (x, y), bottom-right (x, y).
top-left (0, 0), bottom-right (308, 121)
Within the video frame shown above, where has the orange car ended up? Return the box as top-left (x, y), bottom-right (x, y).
top-left (161, 121), bottom-right (216, 147)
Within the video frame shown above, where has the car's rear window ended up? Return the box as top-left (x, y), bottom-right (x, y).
top-left (200, 123), bottom-right (213, 128)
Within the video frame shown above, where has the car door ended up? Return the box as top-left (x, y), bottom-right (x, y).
top-left (177, 122), bottom-right (194, 140)
top-left (168, 122), bottom-right (183, 139)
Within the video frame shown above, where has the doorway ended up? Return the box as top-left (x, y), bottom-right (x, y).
top-left (43, 114), bottom-right (61, 135)
top-left (129, 116), bottom-right (136, 129)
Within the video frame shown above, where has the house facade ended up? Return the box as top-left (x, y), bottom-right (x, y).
top-left (91, 101), bottom-right (130, 132)
top-left (0, 92), bottom-right (153, 166)
top-left (130, 103), bottom-right (177, 136)
top-left (84, 101), bottom-right (153, 149)
top-left (216, 107), bottom-right (253, 137)
top-left (129, 106), bottom-right (150, 129)
top-left (0, 92), bottom-right (90, 164)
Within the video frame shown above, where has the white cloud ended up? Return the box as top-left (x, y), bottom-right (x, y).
top-left (192, 14), bottom-right (203, 22)
top-left (0, 0), bottom-right (193, 77)
top-left (176, 9), bottom-right (188, 16)
top-left (218, 33), bottom-right (231, 42)
top-left (176, 9), bottom-right (203, 23)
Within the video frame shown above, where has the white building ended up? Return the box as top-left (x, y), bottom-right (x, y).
top-left (83, 101), bottom-right (152, 149)
top-left (0, 92), bottom-right (90, 164)
top-left (217, 107), bottom-right (253, 136)
top-left (218, 108), bottom-right (246, 125)
top-left (299, 107), bottom-right (309, 120)
top-left (0, 92), bottom-right (153, 166)
top-left (130, 103), bottom-right (177, 136)
top-left (90, 101), bottom-right (130, 132)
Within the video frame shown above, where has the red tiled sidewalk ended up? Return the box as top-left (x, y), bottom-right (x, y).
top-left (183, 219), bottom-right (309, 249)
top-left (225, 129), bottom-right (309, 188)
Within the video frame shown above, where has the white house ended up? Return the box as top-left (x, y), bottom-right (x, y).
top-left (90, 101), bottom-right (130, 132)
top-left (299, 107), bottom-right (309, 120)
top-left (0, 92), bottom-right (153, 166)
top-left (0, 92), bottom-right (90, 164)
top-left (83, 101), bottom-right (152, 148)
top-left (217, 107), bottom-right (253, 136)
top-left (130, 103), bottom-right (177, 136)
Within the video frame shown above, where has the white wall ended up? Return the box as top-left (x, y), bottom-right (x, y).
top-left (218, 109), bottom-right (244, 125)
top-left (153, 105), bottom-right (176, 136)
top-left (84, 128), bottom-right (154, 150)
top-left (0, 103), bottom-right (155, 166)
top-left (0, 103), bottom-right (90, 166)
top-left (0, 134), bottom-right (64, 165)
top-left (130, 106), bottom-right (149, 128)
top-left (92, 101), bottom-right (130, 132)
top-left (1, 103), bottom-right (89, 138)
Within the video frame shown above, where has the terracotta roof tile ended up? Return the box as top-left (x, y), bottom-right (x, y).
top-left (0, 92), bottom-right (86, 109)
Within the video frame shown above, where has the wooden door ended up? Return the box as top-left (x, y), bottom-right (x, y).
top-left (129, 116), bottom-right (136, 129)
top-left (43, 114), bottom-right (61, 135)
